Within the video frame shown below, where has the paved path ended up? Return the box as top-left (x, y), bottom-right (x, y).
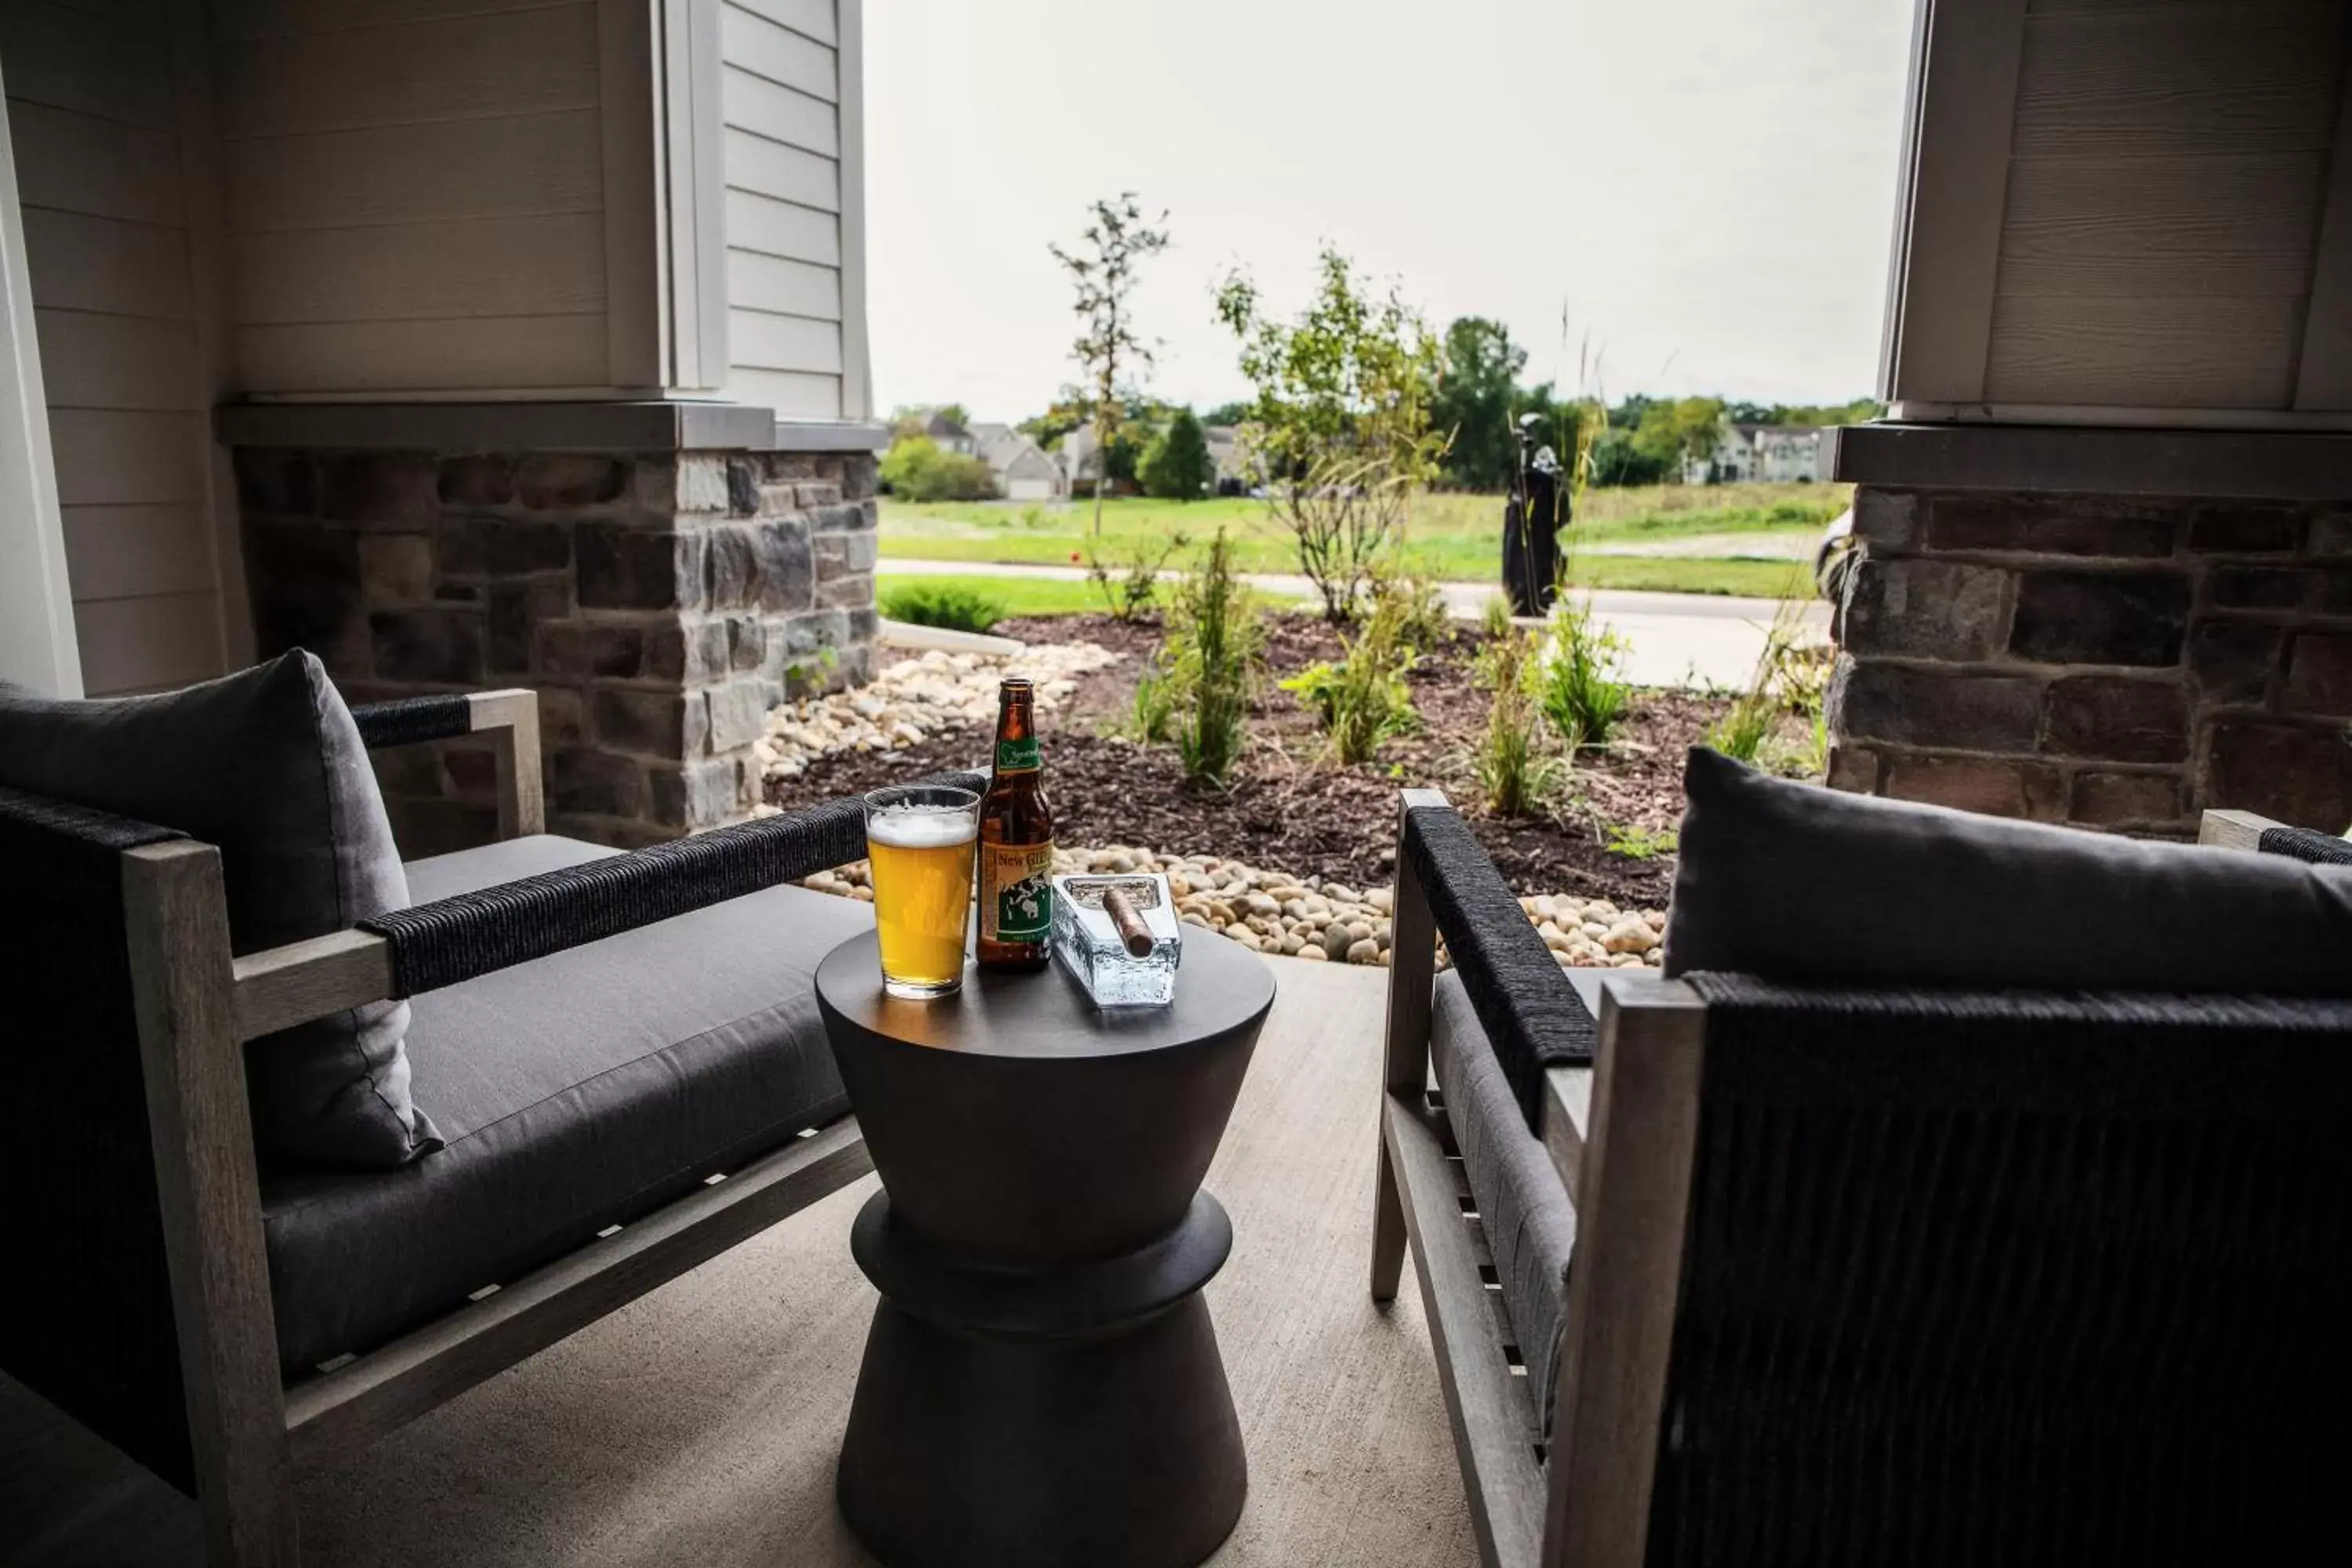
top-left (880, 557), bottom-right (1828, 690)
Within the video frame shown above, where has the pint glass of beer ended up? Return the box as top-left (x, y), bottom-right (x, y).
top-left (863, 784), bottom-right (980, 1000)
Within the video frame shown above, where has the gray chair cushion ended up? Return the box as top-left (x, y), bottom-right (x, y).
top-left (1666, 746), bottom-right (2352, 993)
top-left (262, 834), bottom-right (874, 1369)
top-left (1432, 971), bottom-right (1577, 1433)
top-left (0, 651), bottom-right (435, 1167)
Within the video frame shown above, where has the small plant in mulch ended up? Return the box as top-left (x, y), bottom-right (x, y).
top-left (1082, 531), bottom-right (1189, 622)
top-left (1162, 528), bottom-right (1262, 788)
top-left (1281, 572), bottom-right (1422, 765)
top-left (1536, 589), bottom-right (1632, 750)
top-left (1704, 597), bottom-right (1831, 776)
top-left (1472, 625), bottom-right (1563, 818)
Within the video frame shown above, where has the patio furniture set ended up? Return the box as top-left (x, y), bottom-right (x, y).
top-left (9, 656), bottom-right (2352, 1566)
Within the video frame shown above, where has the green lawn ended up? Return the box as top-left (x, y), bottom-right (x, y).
top-left (877, 572), bottom-right (1308, 626)
top-left (1564, 556), bottom-right (1814, 598)
top-left (878, 482), bottom-right (1845, 590)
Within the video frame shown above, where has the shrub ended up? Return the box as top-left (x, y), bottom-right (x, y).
top-left (1707, 597), bottom-right (1827, 768)
top-left (1139, 407), bottom-right (1214, 499)
top-left (1163, 528), bottom-right (1261, 787)
top-left (1472, 627), bottom-right (1562, 818)
top-left (1536, 592), bottom-right (1631, 749)
top-left (1130, 670), bottom-right (1175, 743)
top-left (879, 581), bottom-right (1006, 633)
top-left (1083, 530), bottom-right (1189, 622)
top-left (1480, 594), bottom-right (1515, 639)
top-left (1281, 575), bottom-right (1419, 764)
top-left (879, 437), bottom-right (1000, 503)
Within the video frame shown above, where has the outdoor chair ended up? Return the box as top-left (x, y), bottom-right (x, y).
top-left (0, 655), bottom-right (980, 1567)
top-left (1374, 751), bottom-right (2352, 1568)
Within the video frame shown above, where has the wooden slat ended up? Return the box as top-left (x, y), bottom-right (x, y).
top-left (229, 212), bottom-right (604, 325)
top-left (234, 314), bottom-right (608, 393)
top-left (1385, 1094), bottom-right (1546, 1568)
top-left (728, 0), bottom-right (833, 46)
top-left (833, 0), bottom-right (867, 417)
top-left (470, 688), bottom-right (545, 838)
top-left (0, 2), bottom-right (178, 129)
top-left (6, 100), bottom-right (183, 225)
top-left (32, 307), bottom-right (202, 409)
top-left (2197, 808), bottom-right (2281, 851)
top-left (73, 590), bottom-right (224, 693)
top-left (19, 206), bottom-right (193, 318)
top-left (1985, 292), bottom-right (2304, 406)
top-left (61, 503), bottom-right (214, 601)
top-left (285, 1117), bottom-right (873, 1464)
top-left (727, 249), bottom-right (839, 319)
top-left (1538, 1064), bottom-right (1591, 1204)
top-left (2295, 49), bottom-right (2352, 412)
top-left (721, 1), bottom-right (835, 101)
top-left (722, 64), bottom-right (837, 156)
top-left (216, 3), bottom-right (598, 140)
top-left (1373, 789), bottom-right (1444, 1303)
top-left (212, 0), bottom-right (575, 41)
top-left (231, 930), bottom-right (394, 1042)
top-left (597, 0), bottom-right (660, 387)
top-left (728, 364), bottom-right (839, 416)
top-left (724, 125), bottom-right (837, 211)
top-left (724, 186), bottom-right (839, 263)
top-left (1995, 151), bottom-right (2327, 298)
top-left (224, 111), bottom-right (601, 231)
top-left (729, 306), bottom-right (840, 372)
top-left (47, 408), bottom-right (205, 504)
top-left (2012, 4), bottom-right (2347, 158)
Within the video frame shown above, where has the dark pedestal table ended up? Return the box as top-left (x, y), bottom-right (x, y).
top-left (815, 928), bottom-right (1276, 1568)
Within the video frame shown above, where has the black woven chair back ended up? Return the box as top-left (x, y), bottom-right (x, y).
top-left (0, 786), bottom-right (195, 1491)
top-left (1650, 975), bottom-right (2352, 1566)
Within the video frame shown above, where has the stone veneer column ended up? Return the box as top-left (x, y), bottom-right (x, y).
top-left (235, 441), bottom-right (879, 851)
top-left (1825, 426), bottom-right (2352, 836)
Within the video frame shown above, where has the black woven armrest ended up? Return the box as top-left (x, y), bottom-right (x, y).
top-left (2258, 826), bottom-right (2352, 866)
top-left (350, 694), bottom-right (474, 750)
top-left (1403, 800), bottom-right (1596, 1131)
top-left (359, 768), bottom-right (987, 996)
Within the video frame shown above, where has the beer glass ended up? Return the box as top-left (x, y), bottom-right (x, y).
top-left (864, 784), bottom-right (980, 1000)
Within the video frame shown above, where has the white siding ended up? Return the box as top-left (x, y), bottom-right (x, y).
top-left (212, 2), bottom-right (610, 394)
top-left (721, 0), bottom-right (846, 416)
top-left (3, 0), bottom-right (230, 694)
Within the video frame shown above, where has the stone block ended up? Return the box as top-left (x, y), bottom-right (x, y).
top-left (815, 531), bottom-right (880, 583)
top-left (706, 525), bottom-right (758, 610)
top-left (1825, 745), bottom-right (1878, 793)
top-left (488, 584), bottom-right (533, 677)
top-left (706, 679), bottom-right (772, 753)
top-left (753, 518), bottom-right (814, 611)
top-left (848, 607), bottom-right (880, 642)
top-left (437, 456), bottom-right (514, 506)
top-left (728, 459), bottom-right (759, 517)
top-left (814, 501), bottom-right (874, 533)
top-left (550, 747), bottom-right (645, 818)
top-left (776, 608), bottom-right (849, 663)
top-left (538, 687), bottom-right (586, 746)
top-left (2187, 621), bottom-right (2281, 706)
top-left (438, 514), bottom-right (570, 578)
top-left (1926, 493), bottom-right (2178, 558)
top-left (2284, 632), bottom-right (2352, 715)
top-left (2205, 566), bottom-right (2305, 612)
top-left (1850, 489), bottom-right (1917, 551)
top-left (594, 688), bottom-right (697, 758)
top-left (1840, 557), bottom-right (2009, 661)
top-left (728, 616), bottom-right (766, 673)
top-left (817, 573), bottom-right (876, 610)
top-left (2187, 504), bottom-right (2302, 554)
top-left (2009, 570), bottom-right (2188, 666)
top-left (371, 608), bottom-right (485, 685)
top-left (2041, 675), bottom-right (2189, 763)
top-left (842, 456), bottom-right (877, 502)
top-left (1882, 753), bottom-right (2062, 822)
top-left (648, 758), bottom-right (746, 829)
top-left (234, 449), bottom-right (314, 515)
top-left (1828, 659), bottom-right (2044, 752)
top-left (2305, 568), bottom-right (2352, 615)
top-left (518, 455), bottom-right (630, 509)
top-left (441, 743), bottom-right (499, 800)
top-left (642, 619), bottom-right (729, 684)
top-left (2069, 770), bottom-right (2183, 826)
top-left (243, 519), bottom-right (363, 664)
top-left (535, 622), bottom-right (645, 680)
top-left (794, 481), bottom-right (844, 510)
top-left (357, 532), bottom-right (434, 607)
top-left (2205, 720), bottom-right (2352, 833)
top-left (2308, 510), bottom-right (2352, 560)
top-left (652, 455), bottom-right (731, 515)
top-left (321, 452), bottom-right (437, 524)
top-left (579, 524), bottom-right (702, 610)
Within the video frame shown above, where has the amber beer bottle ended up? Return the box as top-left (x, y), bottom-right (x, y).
top-left (975, 677), bottom-right (1056, 971)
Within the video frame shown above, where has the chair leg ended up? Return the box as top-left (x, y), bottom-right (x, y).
top-left (1370, 1125), bottom-right (1407, 1301)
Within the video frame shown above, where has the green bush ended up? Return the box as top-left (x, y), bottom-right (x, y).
top-left (1536, 592), bottom-right (1631, 749)
top-left (1139, 407), bottom-right (1214, 499)
top-left (879, 581), bottom-right (1007, 633)
top-left (1163, 528), bottom-right (1261, 787)
top-left (880, 437), bottom-right (1000, 503)
top-left (1281, 579), bottom-right (1418, 764)
top-left (1130, 670), bottom-right (1175, 743)
top-left (1472, 627), bottom-right (1561, 818)
top-left (1083, 530), bottom-right (1189, 622)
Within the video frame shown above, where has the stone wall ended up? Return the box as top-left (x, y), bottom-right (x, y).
top-left (237, 445), bottom-right (878, 851)
top-left (1829, 487), bottom-right (2352, 835)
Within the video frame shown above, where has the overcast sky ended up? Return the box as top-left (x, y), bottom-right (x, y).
top-left (862, 0), bottom-right (1916, 425)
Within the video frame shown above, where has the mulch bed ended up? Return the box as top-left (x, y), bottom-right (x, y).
top-left (765, 612), bottom-right (1750, 906)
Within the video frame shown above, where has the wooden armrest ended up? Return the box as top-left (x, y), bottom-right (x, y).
top-left (2198, 808), bottom-right (2285, 851)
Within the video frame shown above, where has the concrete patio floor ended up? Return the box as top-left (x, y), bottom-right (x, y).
top-left (2, 956), bottom-right (1477, 1567)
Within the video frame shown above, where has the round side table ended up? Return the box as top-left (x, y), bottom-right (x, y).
top-left (815, 929), bottom-right (1276, 1568)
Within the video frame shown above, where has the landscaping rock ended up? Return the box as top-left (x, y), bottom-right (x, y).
top-left (756, 641), bottom-right (1120, 779)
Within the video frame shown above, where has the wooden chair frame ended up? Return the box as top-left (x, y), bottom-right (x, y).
top-left (118, 689), bottom-right (874, 1566)
top-left (1370, 788), bottom-right (1708, 1568)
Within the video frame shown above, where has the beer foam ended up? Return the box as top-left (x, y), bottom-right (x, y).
top-left (866, 805), bottom-right (977, 850)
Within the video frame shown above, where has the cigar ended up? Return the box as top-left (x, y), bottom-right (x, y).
top-left (1101, 887), bottom-right (1156, 957)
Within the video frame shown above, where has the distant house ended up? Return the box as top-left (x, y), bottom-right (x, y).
top-left (1059, 424), bottom-right (1102, 487)
top-left (1686, 423), bottom-right (1825, 485)
top-left (923, 410), bottom-right (976, 455)
top-left (970, 423), bottom-right (1066, 502)
top-left (1204, 426), bottom-right (1250, 492)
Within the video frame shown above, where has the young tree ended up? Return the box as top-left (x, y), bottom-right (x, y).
top-left (1140, 407), bottom-right (1214, 499)
top-left (1050, 194), bottom-right (1170, 535)
top-left (1430, 317), bottom-right (1526, 491)
top-left (1215, 248), bottom-right (1443, 622)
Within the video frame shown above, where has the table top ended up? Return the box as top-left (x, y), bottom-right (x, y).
top-left (815, 927), bottom-right (1276, 1062)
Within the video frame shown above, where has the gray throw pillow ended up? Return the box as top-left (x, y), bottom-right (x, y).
top-left (1664, 746), bottom-right (2352, 996)
top-left (0, 652), bottom-right (440, 1166)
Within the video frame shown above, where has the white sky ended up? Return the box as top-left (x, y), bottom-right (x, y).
top-left (863, 0), bottom-right (1916, 425)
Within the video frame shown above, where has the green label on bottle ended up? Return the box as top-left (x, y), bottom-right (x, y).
top-left (982, 842), bottom-right (1054, 942)
top-left (996, 737), bottom-right (1042, 772)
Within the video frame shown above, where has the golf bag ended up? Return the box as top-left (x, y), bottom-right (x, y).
top-left (1502, 419), bottom-right (1565, 617)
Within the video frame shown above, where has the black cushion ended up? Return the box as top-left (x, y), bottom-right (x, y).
top-left (0, 652), bottom-right (436, 1167)
top-left (1665, 747), bottom-right (2352, 993)
top-left (262, 833), bottom-right (873, 1369)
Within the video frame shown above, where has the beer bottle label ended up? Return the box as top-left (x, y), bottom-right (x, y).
top-left (995, 737), bottom-right (1042, 772)
top-left (981, 841), bottom-right (1055, 942)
